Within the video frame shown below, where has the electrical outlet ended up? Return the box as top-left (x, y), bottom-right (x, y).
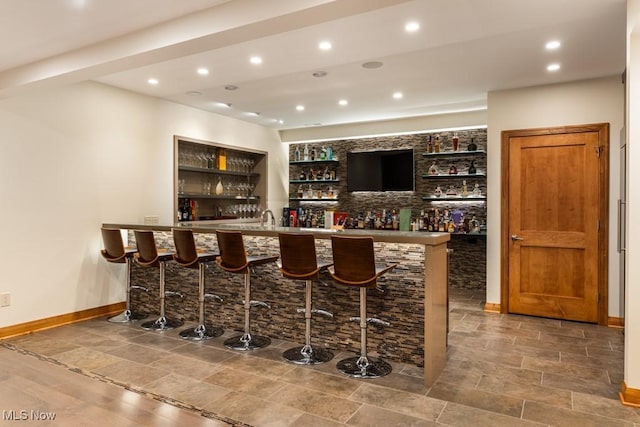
top-left (0, 293), bottom-right (10, 307)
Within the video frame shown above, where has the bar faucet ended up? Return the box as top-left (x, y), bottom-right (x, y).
top-left (260, 209), bottom-right (275, 227)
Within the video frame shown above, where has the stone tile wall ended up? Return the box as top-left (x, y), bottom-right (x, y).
top-left (128, 230), bottom-right (427, 367)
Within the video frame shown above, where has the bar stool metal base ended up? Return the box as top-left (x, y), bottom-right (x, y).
top-left (224, 334), bottom-right (271, 351)
top-left (283, 345), bottom-right (334, 365)
top-left (141, 316), bottom-right (183, 331)
top-left (108, 309), bottom-right (148, 323)
top-left (336, 356), bottom-right (392, 379)
top-left (179, 323), bottom-right (224, 340)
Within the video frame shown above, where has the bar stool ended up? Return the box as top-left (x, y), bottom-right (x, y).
top-left (100, 227), bottom-right (148, 323)
top-left (278, 233), bottom-right (334, 365)
top-left (134, 230), bottom-right (184, 331)
top-left (215, 230), bottom-right (278, 350)
top-left (329, 235), bottom-right (397, 379)
top-left (172, 228), bottom-right (224, 341)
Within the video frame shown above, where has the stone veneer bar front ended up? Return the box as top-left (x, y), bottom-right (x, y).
top-left (102, 222), bottom-right (450, 386)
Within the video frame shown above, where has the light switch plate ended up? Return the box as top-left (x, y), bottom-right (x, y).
top-left (0, 293), bottom-right (10, 307)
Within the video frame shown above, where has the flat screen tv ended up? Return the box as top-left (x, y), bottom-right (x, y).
top-left (347, 149), bottom-right (414, 191)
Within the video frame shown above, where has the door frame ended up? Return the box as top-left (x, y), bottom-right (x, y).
top-left (500, 123), bottom-right (609, 325)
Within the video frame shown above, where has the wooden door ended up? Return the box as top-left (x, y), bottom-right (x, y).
top-left (501, 124), bottom-right (608, 324)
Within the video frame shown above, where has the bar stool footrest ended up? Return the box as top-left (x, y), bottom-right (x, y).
top-left (224, 334), bottom-right (271, 351)
top-left (141, 317), bottom-right (184, 331)
top-left (179, 324), bottom-right (224, 340)
top-left (283, 345), bottom-right (334, 365)
top-left (336, 356), bottom-right (392, 379)
top-left (108, 310), bottom-right (148, 323)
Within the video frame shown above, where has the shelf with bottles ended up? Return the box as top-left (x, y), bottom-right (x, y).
top-left (291, 144), bottom-right (337, 163)
top-left (289, 159), bottom-right (339, 165)
top-left (178, 165), bottom-right (259, 178)
top-left (422, 150), bottom-right (486, 158)
top-left (291, 183), bottom-right (339, 201)
top-left (423, 181), bottom-right (485, 201)
top-left (421, 172), bottom-right (485, 180)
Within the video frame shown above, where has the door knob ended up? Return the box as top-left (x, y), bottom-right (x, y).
top-left (511, 234), bottom-right (524, 241)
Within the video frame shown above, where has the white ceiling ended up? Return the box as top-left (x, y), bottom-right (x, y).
top-left (0, 0), bottom-right (626, 131)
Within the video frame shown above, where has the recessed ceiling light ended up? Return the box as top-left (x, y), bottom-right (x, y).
top-left (312, 71), bottom-right (328, 78)
top-left (197, 67), bottom-right (209, 75)
top-left (296, 105), bottom-right (305, 111)
top-left (215, 102), bottom-right (231, 108)
top-left (405, 21), bottom-right (420, 32)
top-left (185, 91), bottom-right (202, 96)
top-left (393, 91), bottom-right (403, 99)
top-left (338, 99), bottom-right (348, 106)
top-left (224, 85), bottom-right (238, 91)
top-left (318, 41), bottom-right (332, 51)
top-left (246, 112), bottom-right (260, 116)
top-left (547, 63), bottom-right (561, 72)
top-left (250, 56), bottom-right (263, 65)
top-left (278, 120), bottom-right (284, 124)
top-left (362, 61), bottom-right (383, 69)
top-left (147, 78), bottom-right (159, 85)
top-left (545, 40), bottom-right (561, 50)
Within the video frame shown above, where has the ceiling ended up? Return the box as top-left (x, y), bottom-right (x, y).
top-left (0, 0), bottom-right (626, 131)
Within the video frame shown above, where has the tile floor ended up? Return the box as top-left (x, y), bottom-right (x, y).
top-left (2, 288), bottom-right (638, 426)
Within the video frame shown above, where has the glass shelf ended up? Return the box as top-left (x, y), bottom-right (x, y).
top-left (421, 173), bottom-right (485, 179)
top-left (290, 179), bottom-right (340, 184)
top-left (289, 198), bottom-right (339, 202)
top-left (289, 159), bottom-right (339, 165)
top-left (422, 196), bottom-right (486, 201)
top-left (178, 165), bottom-right (259, 177)
top-left (178, 194), bottom-right (260, 201)
top-left (422, 150), bottom-right (486, 157)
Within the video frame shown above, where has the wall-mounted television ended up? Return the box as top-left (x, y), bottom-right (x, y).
top-left (347, 149), bottom-right (414, 192)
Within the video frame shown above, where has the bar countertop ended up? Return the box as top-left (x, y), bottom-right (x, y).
top-left (103, 221), bottom-right (451, 246)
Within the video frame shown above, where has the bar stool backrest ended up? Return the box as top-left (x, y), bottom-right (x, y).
top-left (216, 230), bottom-right (249, 272)
top-left (173, 228), bottom-right (199, 268)
top-left (134, 230), bottom-right (161, 267)
top-left (330, 235), bottom-right (378, 288)
top-left (278, 233), bottom-right (320, 280)
top-left (101, 227), bottom-right (126, 263)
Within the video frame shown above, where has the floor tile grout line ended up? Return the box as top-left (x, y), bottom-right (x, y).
top-left (0, 341), bottom-right (253, 427)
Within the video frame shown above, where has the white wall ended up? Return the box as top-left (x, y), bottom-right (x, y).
top-left (0, 81), bottom-right (287, 328)
top-left (487, 76), bottom-right (625, 317)
top-left (624, 0), bottom-right (640, 391)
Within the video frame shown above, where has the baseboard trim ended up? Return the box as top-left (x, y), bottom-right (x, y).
top-left (620, 381), bottom-right (640, 407)
top-left (484, 302), bottom-right (501, 313)
top-left (608, 316), bottom-right (625, 328)
top-left (0, 302), bottom-right (125, 339)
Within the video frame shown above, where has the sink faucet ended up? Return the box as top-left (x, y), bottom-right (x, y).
top-left (260, 209), bottom-right (275, 227)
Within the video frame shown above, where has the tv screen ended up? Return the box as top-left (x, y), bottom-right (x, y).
top-left (347, 149), bottom-right (414, 191)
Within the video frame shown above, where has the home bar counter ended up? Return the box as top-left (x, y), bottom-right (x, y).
top-left (103, 222), bottom-right (450, 386)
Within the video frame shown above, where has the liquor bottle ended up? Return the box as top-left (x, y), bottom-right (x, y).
top-left (448, 164), bottom-right (458, 175)
top-left (324, 167), bottom-right (330, 180)
top-left (294, 146), bottom-right (301, 162)
top-left (310, 147), bottom-right (316, 161)
top-left (330, 168), bottom-right (336, 180)
top-left (303, 144), bottom-right (309, 161)
top-left (452, 132), bottom-right (459, 151)
top-left (297, 185), bottom-right (304, 198)
top-left (468, 160), bottom-right (477, 175)
top-left (434, 185), bottom-right (443, 198)
top-left (326, 146), bottom-right (333, 160)
top-left (472, 183), bottom-right (482, 196)
top-left (320, 146), bottom-right (327, 160)
top-left (461, 180), bottom-right (469, 197)
top-left (299, 170), bottom-right (307, 180)
top-left (467, 138), bottom-right (477, 151)
top-left (427, 135), bottom-right (433, 153)
top-left (434, 136), bottom-right (441, 153)
top-left (428, 161), bottom-right (439, 176)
